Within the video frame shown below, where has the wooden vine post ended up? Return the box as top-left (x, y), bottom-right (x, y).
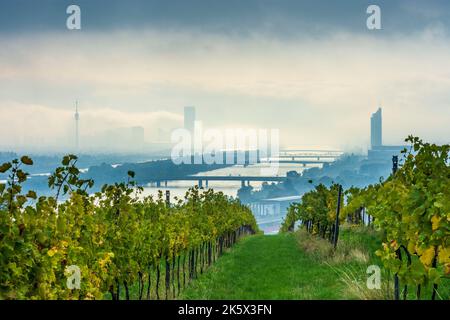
top-left (391, 155), bottom-right (401, 300)
top-left (165, 190), bottom-right (170, 206)
top-left (333, 184), bottom-right (342, 250)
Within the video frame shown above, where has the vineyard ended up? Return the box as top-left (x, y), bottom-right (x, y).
top-left (0, 155), bottom-right (258, 299)
top-left (1, 136), bottom-right (448, 300)
top-left (281, 136), bottom-right (449, 299)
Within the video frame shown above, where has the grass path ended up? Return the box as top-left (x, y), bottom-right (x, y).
top-left (181, 233), bottom-right (349, 299)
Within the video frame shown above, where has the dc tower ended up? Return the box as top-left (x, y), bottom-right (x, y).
top-left (370, 107), bottom-right (382, 149)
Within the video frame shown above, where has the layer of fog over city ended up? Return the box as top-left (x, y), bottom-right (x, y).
top-left (1, 1), bottom-right (449, 232)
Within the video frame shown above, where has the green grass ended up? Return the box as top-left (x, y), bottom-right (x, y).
top-left (338, 225), bottom-right (382, 261)
top-left (181, 233), bottom-right (350, 299)
top-left (117, 226), bottom-right (449, 300)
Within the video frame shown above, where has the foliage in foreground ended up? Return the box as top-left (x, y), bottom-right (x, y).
top-left (348, 137), bottom-right (449, 299)
top-left (281, 136), bottom-right (449, 299)
top-left (0, 155), bottom-right (258, 299)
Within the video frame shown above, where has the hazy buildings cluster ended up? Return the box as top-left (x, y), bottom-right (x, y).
top-left (71, 104), bottom-right (196, 153)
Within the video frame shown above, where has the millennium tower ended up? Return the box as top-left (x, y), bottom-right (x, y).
top-left (370, 107), bottom-right (382, 149)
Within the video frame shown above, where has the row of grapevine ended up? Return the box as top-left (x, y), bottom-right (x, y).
top-left (281, 136), bottom-right (449, 300)
top-left (0, 155), bottom-right (258, 300)
top-left (344, 137), bottom-right (449, 300)
top-left (280, 184), bottom-right (343, 245)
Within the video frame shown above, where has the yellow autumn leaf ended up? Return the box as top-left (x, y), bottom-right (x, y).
top-left (438, 247), bottom-right (450, 264)
top-left (416, 245), bottom-right (425, 255)
top-left (390, 240), bottom-right (398, 250)
top-left (47, 248), bottom-right (58, 257)
top-left (420, 246), bottom-right (436, 267)
top-left (85, 292), bottom-right (95, 300)
top-left (431, 215), bottom-right (441, 231)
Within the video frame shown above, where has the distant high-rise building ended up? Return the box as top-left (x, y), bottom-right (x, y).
top-left (184, 106), bottom-right (196, 132)
top-left (74, 101), bottom-right (79, 151)
top-left (368, 107), bottom-right (406, 162)
top-left (370, 107), bottom-right (382, 148)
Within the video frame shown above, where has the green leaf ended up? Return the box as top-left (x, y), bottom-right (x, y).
top-left (0, 162), bottom-right (12, 173)
top-left (20, 156), bottom-right (33, 166)
top-left (26, 190), bottom-right (37, 199)
top-left (62, 155), bottom-right (70, 166)
top-left (16, 170), bottom-right (27, 183)
top-left (16, 195), bottom-right (27, 206)
top-left (69, 167), bottom-right (79, 175)
top-left (433, 201), bottom-right (443, 208)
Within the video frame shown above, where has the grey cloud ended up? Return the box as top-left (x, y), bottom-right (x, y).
top-left (1, 0), bottom-right (450, 38)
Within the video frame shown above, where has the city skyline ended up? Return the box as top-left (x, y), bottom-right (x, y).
top-left (0, 1), bottom-right (449, 153)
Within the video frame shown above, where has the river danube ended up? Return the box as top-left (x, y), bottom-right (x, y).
top-left (140, 162), bottom-right (319, 199)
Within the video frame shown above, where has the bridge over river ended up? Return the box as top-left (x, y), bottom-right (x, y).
top-left (147, 149), bottom-right (343, 187)
top-left (148, 175), bottom-right (286, 188)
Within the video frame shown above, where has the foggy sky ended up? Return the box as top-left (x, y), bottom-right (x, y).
top-left (0, 0), bottom-right (449, 153)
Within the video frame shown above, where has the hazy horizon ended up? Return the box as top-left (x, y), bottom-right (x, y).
top-left (1, 0), bottom-right (449, 154)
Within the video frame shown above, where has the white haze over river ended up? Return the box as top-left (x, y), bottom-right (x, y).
top-left (140, 162), bottom-right (320, 199)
